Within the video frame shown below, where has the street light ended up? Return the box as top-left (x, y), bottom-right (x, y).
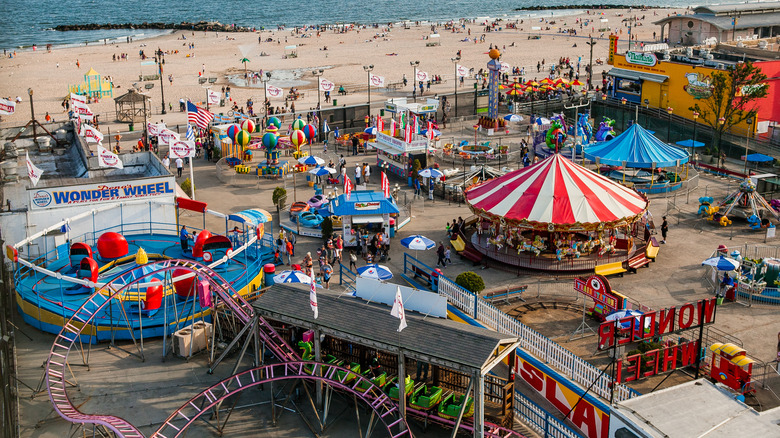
top-left (363, 65), bottom-right (374, 110)
top-left (410, 61), bottom-right (420, 102)
top-left (156, 48), bottom-right (166, 114)
top-left (692, 111), bottom-right (699, 161)
top-left (313, 69), bottom-right (324, 143)
top-left (621, 97), bottom-right (627, 131)
top-left (451, 56), bottom-right (461, 117)
top-left (586, 37), bottom-right (597, 91)
top-left (666, 107), bottom-right (673, 142)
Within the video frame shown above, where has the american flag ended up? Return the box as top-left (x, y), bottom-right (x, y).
top-left (186, 101), bottom-right (213, 130)
top-left (186, 124), bottom-right (195, 141)
top-left (344, 176), bottom-right (353, 200)
top-left (381, 171), bottom-right (389, 198)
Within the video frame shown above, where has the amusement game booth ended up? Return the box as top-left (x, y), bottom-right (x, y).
top-left (465, 153), bottom-right (650, 271)
top-left (327, 190), bottom-right (400, 247)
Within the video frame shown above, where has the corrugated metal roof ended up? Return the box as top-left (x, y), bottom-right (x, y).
top-left (252, 283), bottom-right (517, 372)
top-left (694, 1), bottom-right (780, 15)
top-left (654, 11), bottom-right (780, 30)
top-left (329, 190), bottom-right (400, 216)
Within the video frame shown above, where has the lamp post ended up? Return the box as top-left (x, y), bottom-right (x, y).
top-left (692, 111), bottom-right (699, 161)
top-left (27, 88), bottom-right (37, 142)
top-left (312, 69), bottom-right (324, 142)
top-left (718, 116), bottom-right (726, 161)
top-left (156, 48), bottom-right (166, 114)
top-left (451, 56), bottom-right (461, 117)
top-left (363, 65), bottom-right (374, 110)
top-left (744, 118), bottom-right (753, 175)
top-left (586, 37), bottom-right (596, 91)
top-left (666, 107), bottom-right (673, 143)
top-left (621, 97), bottom-right (627, 131)
top-left (410, 61), bottom-right (420, 102)
top-left (261, 72), bottom-right (271, 126)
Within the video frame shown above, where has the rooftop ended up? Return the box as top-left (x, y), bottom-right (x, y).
top-left (328, 190), bottom-right (400, 216)
top-left (252, 283), bottom-right (519, 373)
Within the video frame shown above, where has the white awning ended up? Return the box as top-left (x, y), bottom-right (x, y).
top-left (351, 215), bottom-right (385, 224)
top-left (608, 67), bottom-right (668, 83)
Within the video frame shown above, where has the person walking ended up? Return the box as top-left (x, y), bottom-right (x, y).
top-left (163, 155), bottom-right (170, 169)
top-left (349, 250), bottom-right (358, 272)
top-left (414, 178), bottom-right (421, 199)
top-left (364, 163), bottom-right (371, 185)
top-left (661, 216), bottom-right (668, 244)
top-left (285, 238), bottom-right (293, 265)
top-left (436, 242), bottom-right (446, 267)
top-left (175, 157), bottom-right (183, 178)
top-left (321, 262), bottom-right (332, 289)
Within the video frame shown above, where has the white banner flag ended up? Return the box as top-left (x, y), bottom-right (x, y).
top-left (26, 151), bottom-right (43, 186)
top-left (97, 145), bottom-right (124, 169)
top-left (266, 84), bottom-right (283, 99)
top-left (456, 64), bottom-right (470, 77)
top-left (70, 93), bottom-right (87, 104)
top-left (415, 70), bottom-right (430, 82)
top-left (147, 122), bottom-right (165, 136)
top-left (310, 279), bottom-right (318, 319)
top-left (369, 74), bottom-right (385, 87)
top-left (499, 61), bottom-right (511, 73)
top-left (158, 128), bottom-right (180, 144)
top-left (0, 98), bottom-right (15, 115)
top-left (72, 101), bottom-right (94, 121)
top-left (168, 139), bottom-right (196, 159)
top-left (207, 89), bottom-right (220, 105)
top-left (390, 286), bottom-right (407, 332)
top-left (319, 77), bottom-right (335, 92)
top-left (81, 124), bottom-right (104, 144)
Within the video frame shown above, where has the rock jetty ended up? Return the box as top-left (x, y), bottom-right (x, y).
top-left (53, 21), bottom-right (252, 32)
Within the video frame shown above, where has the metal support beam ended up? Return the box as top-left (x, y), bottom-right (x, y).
top-left (473, 371), bottom-right (485, 438)
top-left (450, 378), bottom-right (473, 438)
top-left (314, 328), bottom-right (323, 408)
top-left (397, 350), bottom-right (407, 430)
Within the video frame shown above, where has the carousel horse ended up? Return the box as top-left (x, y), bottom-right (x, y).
top-left (560, 241), bottom-right (581, 258)
top-left (517, 237), bottom-right (541, 256)
top-left (595, 118), bottom-right (616, 142)
top-left (581, 236), bottom-right (597, 254)
top-left (545, 120), bottom-right (568, 150)
top-left (487, 234), bottom-right (505, 251)
top-left (532, 235), bottom-right (547, 252)
top-left (598, 235), bottom-right (617, 256)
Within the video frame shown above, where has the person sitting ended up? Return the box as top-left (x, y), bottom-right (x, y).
top-left (338, 85), bottom-right (347, 95)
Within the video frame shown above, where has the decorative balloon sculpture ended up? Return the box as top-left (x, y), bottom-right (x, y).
top-left (595, 118), bottom-right (616, 142)
top-left (235, 130), bottom-right (251, 147)
top-left (292, 118), bottom-right (306, 131)
top-left (262, 131), bottom-right (279, 164)
top-left (267, 116), bottom-right (282, 129)
top-left (226, 124), bottom-right (240, 142)
top-left (241, 119), bottom-right (256, 133)
top-left (290, 129), bottom-right (307, 150)
top-left (545, 120), bottom-right (567, 150)
top-left (302, 124), bottom-right (317, 142)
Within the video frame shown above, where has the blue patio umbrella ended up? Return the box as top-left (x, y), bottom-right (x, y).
top-left (308, 166), bottom-right (337, 176)
top-left (364, 127), bottom-right (377, 135)
top-left (605, 309), bottom-right (647, 329)
top-left (420, 128), bottom-right (441, 137)
top-left (273, 270), bottom-right (313, 284)
top-left (503, 114), bottom-right (523, 122)
top-left (418, 168), bottom-right (445, 179)
top-left (357, 264), bottom-right (393, 281)
top-left (298, 155), bottom-right (325, 166)
top-left (702, 256), bottom-right (740, 271)
top-left (676, 139), bottom-right (705, 148)
top-left (400, 235), bottom-right (435, 251)
top-left (742, 153), bottom-right (774, 162)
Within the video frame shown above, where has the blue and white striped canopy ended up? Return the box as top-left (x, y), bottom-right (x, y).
top-left (584, 123), bottom-right (689, 168)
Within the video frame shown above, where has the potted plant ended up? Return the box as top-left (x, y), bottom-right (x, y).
top-left (701, 146), bottom-right (712, 163)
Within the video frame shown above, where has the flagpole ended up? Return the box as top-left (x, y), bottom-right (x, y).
top-left (189, 158), bottom-right (196, 200)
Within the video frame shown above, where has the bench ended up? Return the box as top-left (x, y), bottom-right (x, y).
top-left (485, 285), bottom-right (528, 304)
top-left (594, 261), bottom-right (626, 277)
top-left (646, 237), bottom-right (660, 261)
top-left (460, 246), bottom-right (483, 265)
top-left (626, 250), bottom-right (651, 273)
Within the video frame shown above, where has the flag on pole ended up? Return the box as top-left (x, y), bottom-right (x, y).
top-left (456, 64), bottom-right (470, 77)
top-left (310, 277), bottom-right (319, 319)
top-left (60, 220), bottom-right (71, 234)
top-left (25, 151), bottom-right (43, 186)
top-left (266, 84), bottom-right (283, 99)
top-left (416, 70), bottom-right (430, 82)
top-left (390, 286), bottom-right (408, 332)
top-left (369, 74), bottom-right (385, 87)
top-left (323, 120), bottom-right (330, 134)
top-left (319, 78), bottom-right (335, 93)
top-left (97, 145), bottom-right (124, 169)
top-left (71, 100), bottom-right (94, 121)
top-left (186, 124), bottom-right (196, 141)
top-left (344, 176), bottom-right (353, 200)
top-left (377, 116), bottom-right (384, 132)
top-left (390, 118), bottom-right (397, 137)
top-left (427, 121), bottom-right (434, 140)
top-left (381, 171), bottom-right (390, 198)
top-left (207, 89), bottom-right (221, 105)
top-left (0, 98), bottom-right (15, 115)
top-left (404, 123), bottom-right (412, 143)
top-left (70, 93), bottom-right (87, 104)
top-left (80, 124), bottom-right (104, 144)
top-left (186, 101), bottom-right (214, 129)
top-left (399, 112), bottom-right (406, 129)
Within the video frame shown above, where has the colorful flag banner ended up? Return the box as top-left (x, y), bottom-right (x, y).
top-left (319, 78), bottom-right (335, 93)
top-left (169, 139), bottom-right (196, 159)
top-left (81, 124), bottom-right (104, 144)
top-left (390, 286), bottom-right (408, 332)
top-left (310, 278), bottom-right (319, 319)
top-left (381, 171), bottom-right (390, 198)
top-left (369, 74), bottom-right (385, 87)
top-left (0, 98), bottom-right (15, 115)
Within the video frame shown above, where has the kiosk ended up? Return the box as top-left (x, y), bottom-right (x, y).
top-left (327, 191), bottom-right (400, 246)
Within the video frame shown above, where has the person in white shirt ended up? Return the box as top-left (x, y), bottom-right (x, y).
top-left (163, 156), bottom-right (170, 169)
top-left (175, 157), bottom-right (184, 177)
top-left (364, 163), bottom-right (371, 184)
top-left (355, 164), bottom-right (362, 185)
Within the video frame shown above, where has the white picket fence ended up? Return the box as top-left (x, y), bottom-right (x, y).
top-left (438, 275), bottom-right (638, 403)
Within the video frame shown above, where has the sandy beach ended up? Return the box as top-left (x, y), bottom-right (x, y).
top-left (0, 8), bottom-right (687, 132)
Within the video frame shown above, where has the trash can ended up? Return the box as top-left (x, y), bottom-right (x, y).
top-left (389, 218), bottom-right (396, 237)
top-left (333, 99), bottom-right (337, 106)
top-left (128, 123), bottom-right (134, 132)
top-left (380, 109), bottom-right (385, 116)
top-left (264, 263), bottom-right (276, 287)
top-left (726, 286), bottom-right (736, 302)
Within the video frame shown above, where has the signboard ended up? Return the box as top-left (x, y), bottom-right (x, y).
top-left (574, 275), bottom-right (625, 312)
top-left (28, 177), bottom-right (175, 210)
top-left (608, 35), bottom-right (619, 65)
top-left (615, 340), bottom-right (699, 383)
top-left (0, 98), bottom-right (16, 115)
top-left (354, 201), bottom-right (380, 210)
top-left (625, 51), bottom-right (657, 67)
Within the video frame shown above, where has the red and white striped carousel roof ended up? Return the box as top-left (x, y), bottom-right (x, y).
top-left (465, 154), bottom-right (647, 227)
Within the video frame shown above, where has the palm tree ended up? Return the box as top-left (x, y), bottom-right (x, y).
top-left (240, 57), bottom-right (250, 80)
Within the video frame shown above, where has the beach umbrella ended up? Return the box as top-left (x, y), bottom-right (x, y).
top-left (420, 128), bottom-right (441, 137)
top-left (605, 309), bottom-right (646, 329)
top-left (357, 264), bottom-right (393, 281)
top-left (292, 119), bottom-right (306, 130)
top-left (267, 116), bottom-right (282, 129)
top-left (298, 155), bottom-right (325, 166)
top-left (364, 127), bottom-right (378, 136)
top-left (526, 80), bottom-right (540, 87)
top-left (570, 79), bottom-right (584, 87)
top-left (400, 235), bottom-right (435, 251)
top-left (505, 89), bottom-right (523, 96)
top-left (504, 114), bottom-right (524, 122)
top-left (742, 153), bottom-right (773, 163)
top-left (418, 168), bottom-right (444, 179)
top-left (273, 270), bottom-right (313, 284)
top-left (308, 166), bottom-right (337, 176)
top-left (702, 256), bottom-right (740, 271)
top-left (241, 119), bottom-right (256, 133)
top-left (290, 130), bottom-right (307, 149)
top-left (539, 78), bottom-right (553, 85)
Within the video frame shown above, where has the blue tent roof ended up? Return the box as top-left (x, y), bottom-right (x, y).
top-left (329, 191), bottom-right (400, 216)
top-left (584, 124), bottom-right (689, 168)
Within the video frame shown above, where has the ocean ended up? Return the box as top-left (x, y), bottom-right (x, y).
top-left (1, 0), bottom-right (685, 50)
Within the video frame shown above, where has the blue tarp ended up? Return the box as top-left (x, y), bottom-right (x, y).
top-left (584, 123), bottom-right (689, 168)
top-left (743, 153), bottom-right (774, 163)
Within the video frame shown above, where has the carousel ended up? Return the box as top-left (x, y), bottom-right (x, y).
top-left (465, 153), bottom-right (649, 271)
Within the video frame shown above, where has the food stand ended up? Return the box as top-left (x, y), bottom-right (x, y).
top-left (327, 190), bottom-right (400, 246)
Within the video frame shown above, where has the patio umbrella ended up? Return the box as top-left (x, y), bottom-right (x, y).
top-left (504, 114), bottom-right (524, 122)
top-left (420, 128), bottom-right (441, 137)
top-left (702, 256), bottom-right (740, 271)
top-left (676, 139), bottom-right (705, 148)
top-left (298, 155), bottom-right (325, 166)
top-left (400, 235), bottom-right (435, 250)
top-left (526, 80), bottom-right (540, 87)
top-left (539, 78), bottom-right (553, 85)
top-left (273, 270), bottom-right (313, 284)
top-left (357, 264), bottom-right (393, 281)
top-left (308, 166), bottom-right (337, 176)
top-left (742, 153), bottom-right (773, 163)
top-left (418, 168), bottom-right (445, 179)
top-left (364, 127), bottom-right (378, 135)
top-left (505, 89), bottom-right (523, 96)
top-left (570, 79), bottom-right (584, 87)
top-left (605, 309), bottom-right (647, 329)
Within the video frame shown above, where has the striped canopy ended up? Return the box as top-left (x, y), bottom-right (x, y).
top-left (465, 154), bottom-right (648, 231)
